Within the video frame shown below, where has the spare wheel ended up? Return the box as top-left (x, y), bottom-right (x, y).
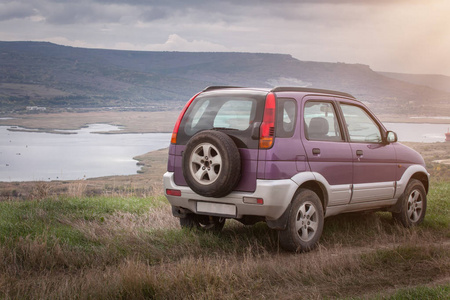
top-left (182, 130), bottom-right (241, 197)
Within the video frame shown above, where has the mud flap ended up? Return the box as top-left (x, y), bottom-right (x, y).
top-left (266, 202), bottom-right (292, 230)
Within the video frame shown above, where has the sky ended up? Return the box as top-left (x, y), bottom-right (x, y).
top-left (1, 0), bottom-right (450, 76)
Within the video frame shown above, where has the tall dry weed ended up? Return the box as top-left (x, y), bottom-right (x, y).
top-left (29, 182), bottom-right (52, 200)
top-left (67, 181), bottom-right (87, 198)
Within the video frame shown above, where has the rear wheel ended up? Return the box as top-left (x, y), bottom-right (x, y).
top-left (180, 214), bottom-right (226, 232)
top-left (279, 189), bottom-right (324, 252)
top-left (393, 179), bottom-right (427, 227)
top-left (182, 130), bottom-right (241, 198)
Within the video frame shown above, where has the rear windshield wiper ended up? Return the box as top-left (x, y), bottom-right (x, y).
top-left (212, 127), bottom-right (239, 131)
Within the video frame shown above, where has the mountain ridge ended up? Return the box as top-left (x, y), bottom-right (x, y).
top-left (1, 41), bottom-right (449, 116)
top-left (379, 72), bottom-right (450, 93)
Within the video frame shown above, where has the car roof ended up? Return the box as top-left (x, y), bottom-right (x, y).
top-left (202, 86), bottom-right (356, 99)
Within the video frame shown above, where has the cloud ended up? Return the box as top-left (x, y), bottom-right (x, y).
top-left (0, 1), bottom-right (36, 21)
top-left (139, 7), bottom-right (168, 22)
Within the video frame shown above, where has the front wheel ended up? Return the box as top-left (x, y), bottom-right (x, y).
top-left (279, 189), bottom-right (324, 252)
top-left (392, 179), bottom-right (427, 227)
top-left (180, 214), bottom-right (226, 232)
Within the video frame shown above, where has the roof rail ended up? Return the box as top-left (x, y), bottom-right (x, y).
top-left (270, 87), bottom-right (355, 99)
top-left (202, 86), bottom-right (244, 92)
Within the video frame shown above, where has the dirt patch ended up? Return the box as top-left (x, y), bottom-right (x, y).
top-left (433, 159), bottom-right (450, 165)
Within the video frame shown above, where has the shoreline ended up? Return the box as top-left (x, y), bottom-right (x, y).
top-left (377, 114), bottom-right (450, 125)
top-left (0, 111), bottom-right (449, 134)
top-left (3, 125), bottom-right (172, 135)
top-left (0, 111), bottom-right (179, 134)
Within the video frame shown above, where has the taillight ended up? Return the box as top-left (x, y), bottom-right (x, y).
top-left (171, 92), bottom-right (201, 144)
top-left (259, 92), bottom-right (276, 148)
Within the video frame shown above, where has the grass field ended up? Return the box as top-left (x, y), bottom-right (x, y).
top-left (0, 112), bottom-right (449, 298)
top-left (0, 179), bottom-right (448, 299)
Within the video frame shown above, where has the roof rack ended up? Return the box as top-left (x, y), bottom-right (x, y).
top-left (270, 87), bottom-right (355, 99)
top-left (202, 86), bottom-right (244, 92)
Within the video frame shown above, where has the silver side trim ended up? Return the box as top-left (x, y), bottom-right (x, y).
top-left (328, 184), bottom-right (353, 206)
top-left (351, 181), bottom-right (395, 203)
top-left (325, 198), bottom-right (398, 217)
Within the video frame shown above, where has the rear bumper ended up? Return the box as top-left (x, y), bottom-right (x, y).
top-left (163, 172), bottom-right (298, 220)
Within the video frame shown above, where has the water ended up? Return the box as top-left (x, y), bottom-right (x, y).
top-left (1, 124), bottom-right (170, 182)
top-left (384, 123), bottom-right (450, 143)
top-left (0, 122), bottom-right (448, 182)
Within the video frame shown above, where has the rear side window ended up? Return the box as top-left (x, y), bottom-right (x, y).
top-left (276, 98), bottom-right (297, 138)
top-left (304, 101), bottom-right (343, 142)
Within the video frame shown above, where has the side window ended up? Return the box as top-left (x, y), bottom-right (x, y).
top-left (304, 101), bottom-right (343, 141)
top-left (340, 104), bottom-right (382, 143)
top-left (276, 98), bottom-right (297, 138)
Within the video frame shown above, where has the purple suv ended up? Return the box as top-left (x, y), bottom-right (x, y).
top-left (163, 87), bottom-right (429, 252)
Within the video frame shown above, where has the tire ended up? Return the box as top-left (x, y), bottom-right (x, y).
top-left (392, 179), bottom-right (427, 227)
top-left (179, 214), bottom-right (226, 232)
top-left (279, 189), bottom-right (324, 252)
top-left (182, 130), bottom-right (241, 197)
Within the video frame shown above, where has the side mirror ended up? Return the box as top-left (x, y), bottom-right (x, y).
top-left (386, 131), bottom-right (398, 143)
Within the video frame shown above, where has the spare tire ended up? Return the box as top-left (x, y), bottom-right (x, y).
top-left (182, 130), bottom-right (241, 197)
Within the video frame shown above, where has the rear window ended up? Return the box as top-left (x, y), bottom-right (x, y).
top-left (184, 96), bottom-right (256, 135)
top-left (213, 100), bottom-right (254, 130)
top-left (177, 92), bottom-right (266, 148)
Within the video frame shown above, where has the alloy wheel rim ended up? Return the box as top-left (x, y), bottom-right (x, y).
top-left (294, 201), bottom-right (319, 242)
top-left (407, 189), bottom-right (423, 223)
top-left (189, 142), bottom-right (222, 185)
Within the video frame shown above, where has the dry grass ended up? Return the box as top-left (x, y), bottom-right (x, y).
top-left (0, 181), bottom-right (449, 299)
top-left (0, 215), bottom-right (448, 299)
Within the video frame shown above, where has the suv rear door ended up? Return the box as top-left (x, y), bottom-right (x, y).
top-left (173, 90), bottom-right (267, 193)
top-left (302, 97), bottom-right (353, 207)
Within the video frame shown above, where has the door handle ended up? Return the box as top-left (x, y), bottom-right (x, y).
top-left (356, 150), bottom-right (363, 156)
top-left (312, 148), bottom-right (321, 155)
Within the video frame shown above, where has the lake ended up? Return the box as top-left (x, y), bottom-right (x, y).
top-left (384, 122), bottom-right (449, 143)
top-left (1, 124), bottom-right (171, 182)
top-left (1, 122), bottom-right (448, 182)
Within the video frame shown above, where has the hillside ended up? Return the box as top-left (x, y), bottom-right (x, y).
top-left (1, 41), bottom-right (449, 116)
top-left (379, 72), bottom-right (450, 93)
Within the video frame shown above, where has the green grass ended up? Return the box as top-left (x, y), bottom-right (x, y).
top-left (382, 284), bottom-right (450, 299)
top-left (0, 196), bottom-right (164, 247)
top-left (425, 181), bottom-right (450, 231)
